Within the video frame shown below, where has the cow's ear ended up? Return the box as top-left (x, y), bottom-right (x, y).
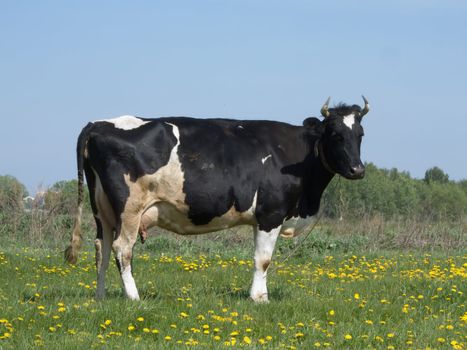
top-left (303, 117), bottom-right (324, 137)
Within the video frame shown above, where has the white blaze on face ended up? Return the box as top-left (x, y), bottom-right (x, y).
top-left (96, 115), bottom-right (150, 130)
top-left (343, 113), bottom-right (355, 130)
top-left (262, 155), bottom-right (272, 164)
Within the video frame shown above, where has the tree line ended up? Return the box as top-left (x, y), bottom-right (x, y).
top-left (322, 164), bottom-right (466, 221)
top-left (0, 164), bottom-right (466, 239)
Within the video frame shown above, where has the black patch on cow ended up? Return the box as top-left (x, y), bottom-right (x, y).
top-left (85, 121), bottom-right (177, 217)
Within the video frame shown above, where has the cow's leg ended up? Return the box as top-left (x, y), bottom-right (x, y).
top-left (250, 226), bottom-right (281, 303)
top-left (112, 214), bottom-right (141, 300)
top-left (95, 220), bottom-right (113, 299)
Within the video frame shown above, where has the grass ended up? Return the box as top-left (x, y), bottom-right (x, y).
top-left (0, 229), bottom-right (465, 349)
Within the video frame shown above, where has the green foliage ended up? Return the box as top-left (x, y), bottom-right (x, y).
top-left (424, 166), bottom-right (449, 184)
top-left (323, 163), bottom-right (466, 221)
top-left (0, 175), bottom-right (27, 214)
top-left (45, 179), bottom-right (91, 215)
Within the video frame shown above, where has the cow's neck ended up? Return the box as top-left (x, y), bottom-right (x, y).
top-left (297, 151), bottom-right (335, 218)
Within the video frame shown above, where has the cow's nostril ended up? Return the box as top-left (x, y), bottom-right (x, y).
top-left (350, 166), bottom-right (365, 177)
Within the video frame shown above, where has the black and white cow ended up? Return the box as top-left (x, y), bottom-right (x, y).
top-left (65, 97), bottom-right (370, 302)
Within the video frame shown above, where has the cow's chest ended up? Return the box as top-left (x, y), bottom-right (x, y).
top-left (280, 215), bottom-right (317, 237)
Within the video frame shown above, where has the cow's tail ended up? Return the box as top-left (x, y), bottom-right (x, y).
top-left (65, 123), bottom-right (92, 264)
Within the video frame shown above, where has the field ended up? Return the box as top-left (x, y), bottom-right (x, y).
top-left (0, 229), bottom-right (465, 350)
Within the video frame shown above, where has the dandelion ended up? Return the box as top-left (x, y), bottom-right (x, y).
top-left (164, 335), bottom-right (172, 341)
top-left (136, 317), bottom-right (144, 322)
top-left (354, 293), bottom-right (360, 300)
top-left (344, 334), bottom-right (352, 340)
top-left (328, 310), bottom-right (335, 316)
top-left (243, 336), bottom-right (252, 344)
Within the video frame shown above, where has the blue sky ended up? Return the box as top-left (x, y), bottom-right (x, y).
top-left (1, 1), bottom-right (466, 193)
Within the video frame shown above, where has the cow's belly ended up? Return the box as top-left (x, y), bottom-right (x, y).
top-left (141, 202), bottom-right (256, 235)
top-left (280, 215), bottom-right (317, 237)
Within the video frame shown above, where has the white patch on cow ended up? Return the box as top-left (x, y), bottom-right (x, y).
top-left (343, 114), bottom-right (355, 130)
top-left (250, 226), bottom-right (281, 302)
top-left (281, 215), bottom-right (317, 238)
top-left (122, 121), bottom-right (187, 230)
top-left (262, 155), bottom-right (272, 164)
top-left (140, 189), bottom-right (258, 235)
top-left (96, 115), bottom-right (150, 130)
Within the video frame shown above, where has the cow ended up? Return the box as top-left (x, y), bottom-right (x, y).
top-left (65, 96), bottom-right (370, 302)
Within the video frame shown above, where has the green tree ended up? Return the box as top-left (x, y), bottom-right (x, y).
top-left (0, 175), bottom-right (27, 214)
top-left (424, 166), bottom-right (449, 184)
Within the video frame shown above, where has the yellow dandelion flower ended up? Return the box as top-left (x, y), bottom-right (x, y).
top-left (328, 310), bottom-right (335, 316)
top-left (243, 336), bottom-right (252, 344)
top-left (164, 335), bottom-right (171, 341)
top-left (128, 325), bottom-right (135, 331)
top-left (136, 317), bottom-right (144, 322)
top-left (387, 333), bottom-right (395, 338)
top-left (104, 319), bottom-right (112, 326)
top-left (344, 334), bottom-right (352, 340)
top-left (354, 293), bottom-right (360, 300)
top-left (143, 328), bottom-right (150, 333)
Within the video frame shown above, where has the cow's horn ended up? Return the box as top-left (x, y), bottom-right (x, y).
top-left (361, 95), bottom-right (370, 117)
top-left (320, 97), bottom-right (331, 118)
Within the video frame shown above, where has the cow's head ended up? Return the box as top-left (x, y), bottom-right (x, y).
top-left (305, 96), bottom-right (370, 179)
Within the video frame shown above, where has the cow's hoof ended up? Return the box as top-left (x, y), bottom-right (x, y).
top-left (250, 293), bottom-right (269, 303)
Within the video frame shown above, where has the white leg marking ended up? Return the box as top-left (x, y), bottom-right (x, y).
top-left (120, 262), bottom-right (140, 300)
top-left (343, 114), bottom-right (355, 130)
top-left (250, 226), bottom-right (281, 303)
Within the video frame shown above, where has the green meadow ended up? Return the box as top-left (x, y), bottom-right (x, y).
top-left (0, 230), bottom-right (465, 350)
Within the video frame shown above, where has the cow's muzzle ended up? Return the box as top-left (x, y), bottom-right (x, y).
top-left (346, 165), bottom-right (365, 179)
